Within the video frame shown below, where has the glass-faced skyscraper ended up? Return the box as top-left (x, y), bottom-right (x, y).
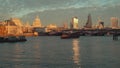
top-left (84, 14), bottom-right (92, 28)
top-left (70, 17), bottom-right (79, 29)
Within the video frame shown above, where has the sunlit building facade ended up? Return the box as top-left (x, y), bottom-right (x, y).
top-left (11, 18), bottom-right (23, 34)
top-left (0, 24), bottom-right (6, 36)
top-left (32, 16), bottom-right (42, 27)
top-left (1, 19), bottom-right (23, 36)
top-left (46, 24), bottom-right (58, 32)
top-left (111, 17), bottom-right (119, 29)
top-left (11, 18), bottom-right (23, 26)
top-left (97, 17), bottom-right (104, 29)
top-left (46, 24), bottom-right (57, 29)
top-left (23, 21), bottom-right (33, 33)
top-left (70, 17), bottom-right (79, 29)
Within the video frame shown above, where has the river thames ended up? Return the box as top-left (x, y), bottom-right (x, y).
top-left (0, 36), bottom-right (120, 68)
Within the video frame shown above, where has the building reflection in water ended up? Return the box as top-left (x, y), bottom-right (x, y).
top-left (14, 44), bottom-right (23, 61)
top-left (72, 39), bottom-right (80, 65)
top-left (14, 44), bottom-right (24, 68)
top-left (33, 44), bottom-right (41, 61)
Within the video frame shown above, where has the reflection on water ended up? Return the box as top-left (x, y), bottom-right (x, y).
top-left (33, 44), bottom-right (41, 60)
top-left (72, 39), bottom-right (80, 66)
top-left (14, 43), bottom-right (41, 62)
top-left (0, 37), bottom-right (120, 68)
top-left (14, 44), bottom-right (23, 61)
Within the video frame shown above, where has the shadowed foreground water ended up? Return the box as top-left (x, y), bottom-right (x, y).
top-left (0, 36), bottom-right (120, 68)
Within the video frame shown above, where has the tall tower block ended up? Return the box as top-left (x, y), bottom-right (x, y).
top-left (70, 17), bottom-right (79, 29)
top-left (84, 14), bottom-right (92, 28)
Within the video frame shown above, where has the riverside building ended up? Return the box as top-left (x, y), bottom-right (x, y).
top-left (0, 18), bottom-right (23, 36)
top-left (111, 17), bottom-right (119, 29)
top-left (32, 16), bottom-right (42, 28)
top-left (70, 17), bottom-right (79, 29)
top-left (97, 17), bottom-right (104, 29)
top-left (84, 14), bottom-right (92, 29)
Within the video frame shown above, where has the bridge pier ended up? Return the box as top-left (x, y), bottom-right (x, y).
top-left (113, 29), bottom-right (118, 40)
top-left (113, 34), bottom-right (118, 40)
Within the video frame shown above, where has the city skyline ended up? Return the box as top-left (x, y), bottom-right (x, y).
top-left (0, 0), bottom-right (120, 27)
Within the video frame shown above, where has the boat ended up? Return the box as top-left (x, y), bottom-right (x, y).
top-left (48, 31), bottom-right (62, 36)
top-left (0, 36), bottom-right (27, 43)
top-left (17, 36), bottom-right (27, 42)
top-left (0, 37), bottom-right (6, 42)
top-left (5, 36), bottom-right (18, 42)
top-left (61, 31), bottom-right (80, 39)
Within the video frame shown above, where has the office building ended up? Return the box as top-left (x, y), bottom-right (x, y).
top-left (111, 17), bottom-right (119, 29)
top-left (70, 17), bottom-right (79, 29)
top-left (84, 14), bottom-right (92, 28)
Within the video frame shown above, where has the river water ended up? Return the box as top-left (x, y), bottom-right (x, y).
top-left (0, 36), bottom-right (120, 68)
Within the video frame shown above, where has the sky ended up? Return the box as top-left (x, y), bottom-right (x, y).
top-left (0, 0), bottom-right (120, 27)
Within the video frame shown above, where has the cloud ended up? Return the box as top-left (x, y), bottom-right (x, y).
top-left (0, 0), bottom-right (120, 17)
